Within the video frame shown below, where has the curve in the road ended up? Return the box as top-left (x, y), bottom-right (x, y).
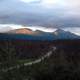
top-left (1, 46), bottom-right (56, 72)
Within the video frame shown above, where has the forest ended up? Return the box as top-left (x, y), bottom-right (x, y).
top-left (0, 39), bottom-right (80, 80)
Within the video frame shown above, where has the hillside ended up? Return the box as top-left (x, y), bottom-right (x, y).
top-left (0, 39), bottom-right (80, 80)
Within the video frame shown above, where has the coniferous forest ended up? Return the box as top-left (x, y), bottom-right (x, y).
top-left (0, 40), bottom-right (80, 80)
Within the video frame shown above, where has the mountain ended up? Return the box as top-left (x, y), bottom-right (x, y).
top-left (34, 30), bottom-right (46, 35)
top-left (0, 28), bottom-right (80, 40)
top-left (8, 28), bottom-right (34, 35)
top-left (34, 30), bottom-right (53, 36)
top-left (0, 28), bottom-right (54, 40)
top-left (53, 29), bottom-right (79, 39)
top-left (33, 29), bottom-right (80, 39)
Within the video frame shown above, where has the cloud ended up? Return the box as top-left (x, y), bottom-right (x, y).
top-left (19, 0), bottom-right (80, 17)
top-left (20, 0), bottom-right (35, 3)
top-left (64, 0), bottom-right (80, 8)
top-left (20, 0), bottom-right (40, 3)
top-left (20, 0), bottom-right (65, 8)
top-left (0, 0), bottom-right (80, 28)
top-left (63, 27), bottom-right (80, 36)
top-left (39, 0), bottom-right (59, 8)
top-left (0, 24), bottom-right (57, 32)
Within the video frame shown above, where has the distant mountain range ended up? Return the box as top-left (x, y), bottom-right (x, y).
top-left (0, 28), bottom-right (79, 40)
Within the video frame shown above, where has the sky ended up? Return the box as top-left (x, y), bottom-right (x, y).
top-left (0, 0), bottom-right (80, 28)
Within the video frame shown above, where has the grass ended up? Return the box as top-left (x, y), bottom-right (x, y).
top-left (17, 59), bottom-right (35, 64)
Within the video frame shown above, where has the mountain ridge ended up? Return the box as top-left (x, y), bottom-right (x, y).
top-left (0, 28), bottom-right (80, 40)
top-left (7, 28), bottom-right (34, 35)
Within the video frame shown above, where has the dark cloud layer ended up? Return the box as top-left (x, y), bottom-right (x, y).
top-left (0, 0), bottom-right (80, 28)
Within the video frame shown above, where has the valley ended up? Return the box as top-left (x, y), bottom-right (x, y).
top-left (0, 39), bottom-right (80, 80)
